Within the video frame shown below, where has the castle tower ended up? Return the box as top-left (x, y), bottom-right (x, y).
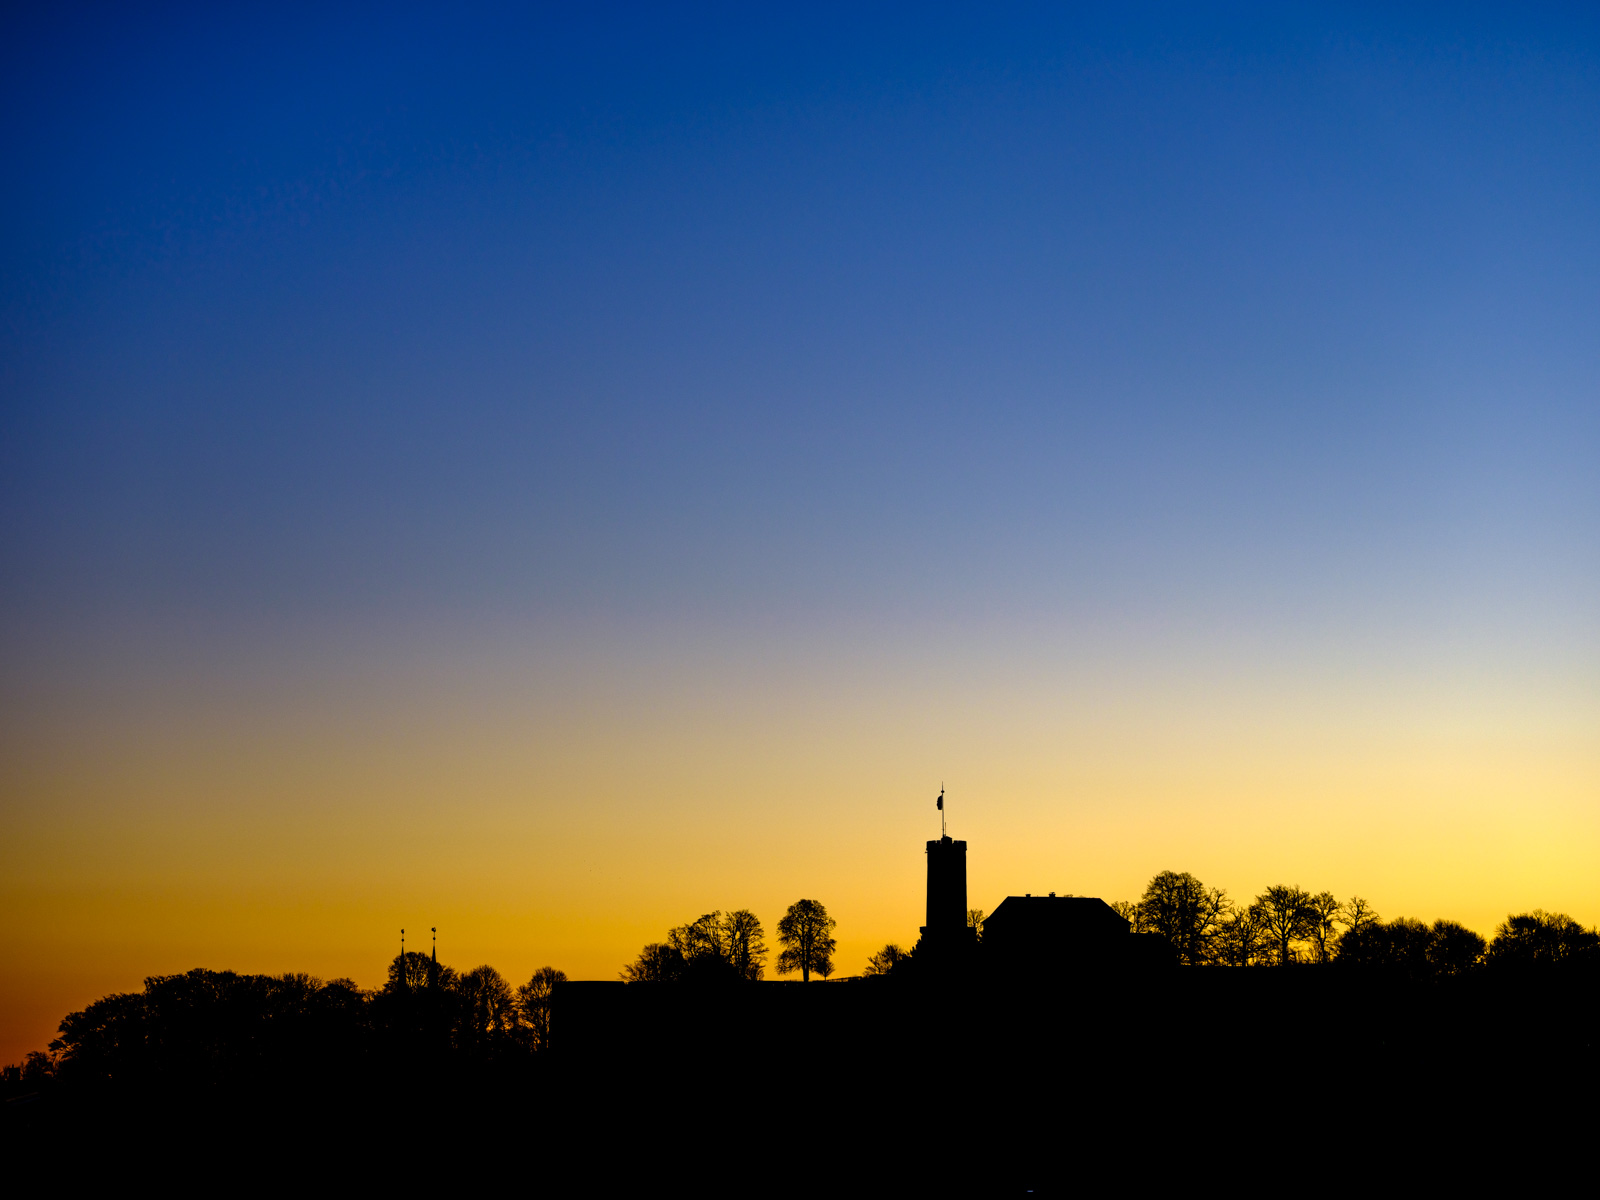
top-left (921, 836), bottom-right (971, 945)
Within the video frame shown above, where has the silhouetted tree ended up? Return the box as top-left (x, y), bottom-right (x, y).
top-left (1213, 902), bottom-right (1271, 967)
top-left (1486, 910), bottom-right (1599, 969)
top-left (455, 965), bottom-right (516, 1052)
top-left (723, 909), bottom-right (768, 982)
top-left (967, 909), bottom-right (986, 941)
top-left (1337, 897), bottom-right (1380, 947)
top-left (622, 909), bottom-right (768, 984)
top-left (1306, 891), bottom-right (1341, 964)
top-left (674, 910), bottom-right (767, 982)
top-left (666, 912), bottom-right (740, 983)
top-left (1426, 921), bottom-right (1486, 977)
top-left (621, 942), bottom-right (686, 983)
top-left (388, 949), bottom-right (452, 992)
top-left (51, 969), bottom-right (376, 1091)
top-left (1383, 917), bottom-right (1433, 975)
top-left (373, 953), bottom-right (457, 1057)
top-left (1334, 917), bottom-right (1435, 980)
top-left (1326, 915), bottom-right (1488, 983)
top-left (1108, 901), bottom-right (1142, 932)
top-left (1, 1051), bottom-right (57, 1094)
top-left (50, 990), bottom-right (151, 1084)
top-left (668, 912), bottom-right (722, 960)
top-left (1255, 885), bottom-right (1317, 965)
top-left (1137, 871), bottom-right (1230, 965)
top-left (863, 944), bottom-right (909, 976)
top-left (777, 899), bottom-right (837, 982)
top-left (515, 966), bottom-right (567, 1051)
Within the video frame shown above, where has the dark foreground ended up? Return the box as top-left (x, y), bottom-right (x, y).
top-left (5, 968), bottom-right (1594, 1191)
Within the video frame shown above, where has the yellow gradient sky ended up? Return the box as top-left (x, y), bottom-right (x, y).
top-left (4, 614), bottom-right (1595, 1063)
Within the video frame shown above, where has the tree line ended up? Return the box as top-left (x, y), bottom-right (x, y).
top-left (1105, 870), bottom-right (1599, 978)
top-left (1, 952), bottom-right (568, 1099)
top-left (620, 899), bottom-right (838, 984)
top-left (6, 899), bottom-right (849, 1097)
top-left (9, 878), bottom-right (1595, 1098)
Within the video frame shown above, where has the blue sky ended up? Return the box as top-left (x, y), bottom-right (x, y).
top-left (5, 3), bottom-right (1596, 640)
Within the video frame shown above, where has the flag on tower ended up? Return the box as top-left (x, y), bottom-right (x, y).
top-left (936, 789), bottom-right (944, 810)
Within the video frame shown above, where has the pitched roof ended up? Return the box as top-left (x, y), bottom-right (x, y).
top-left (983, 895), bottom-right (1130, 943)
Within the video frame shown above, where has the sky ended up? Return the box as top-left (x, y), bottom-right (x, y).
top-left (2, 2), bottom-right (1598, 1062)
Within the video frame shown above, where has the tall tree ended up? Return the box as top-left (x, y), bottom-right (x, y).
top-left (1213, 902), bottom-right (1271, 967)
top-left (1306, 892), bottom-right (1342, 964)
top-left (668, 912), bottom-right (726, 964)
top-left (1338, 897), bottom-right (1380, 943)
top-left (776, 899), bottom-right (837, 982)
top-left (1137, 871), bottom-right (1230, 965)
top-left (722, 909), bottom-right (768, 982)
top-left (1255, 885), bottom-right (1317, 965)
top-left (455, 965), bottom-right (515, 1052)
top-left (515, 966), bottom-right (567, 1051)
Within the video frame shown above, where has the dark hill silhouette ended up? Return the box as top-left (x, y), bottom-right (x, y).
top-left (5, 848), bottom-right (1597, 1187)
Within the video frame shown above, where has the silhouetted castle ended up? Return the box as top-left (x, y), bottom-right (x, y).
top-left (920, 835), bottom-right (977, 950)
top-left (915, 831), bottom-right (1171, 974)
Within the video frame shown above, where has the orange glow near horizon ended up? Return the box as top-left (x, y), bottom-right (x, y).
top-left (11, 0), bottom-right (1600, 1084)
top-left (3, 614), bottom-right (1596, 1064)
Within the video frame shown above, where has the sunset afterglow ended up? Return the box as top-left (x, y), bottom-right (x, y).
top-left (3, 5), bottom-right (1597, 1066)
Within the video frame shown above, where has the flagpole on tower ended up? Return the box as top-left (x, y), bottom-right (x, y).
top-left (937, 784), bottom-right (945, 839)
